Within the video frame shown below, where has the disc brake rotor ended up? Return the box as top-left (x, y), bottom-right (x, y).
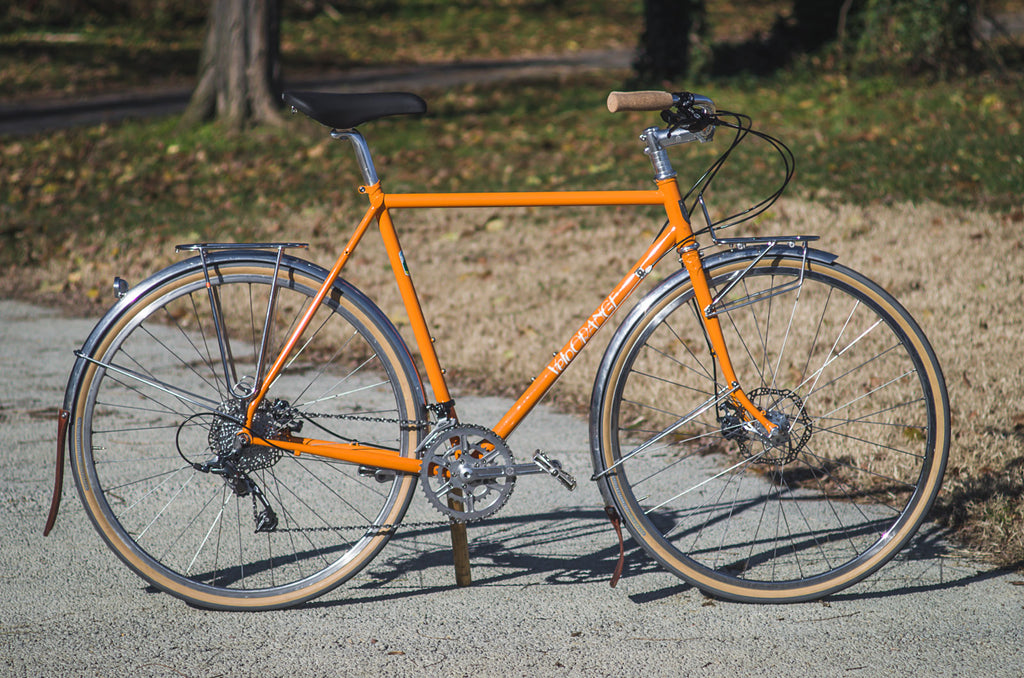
top-left (745, 387), bottom-right (813, 465)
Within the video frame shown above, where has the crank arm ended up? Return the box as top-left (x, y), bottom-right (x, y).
top-left (462, 450), bottom-right (576, 491)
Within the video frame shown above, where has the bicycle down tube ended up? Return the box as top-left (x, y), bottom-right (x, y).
top-left (243, 176), bottom-right (777, 470)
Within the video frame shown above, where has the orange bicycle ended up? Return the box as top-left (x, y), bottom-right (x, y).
top-left (47, 89), bottom-right (949, 609)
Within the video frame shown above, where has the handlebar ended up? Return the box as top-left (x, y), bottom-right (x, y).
top-left (607, 91), bottom-right (718, 180)
top-left (606, 90), bottom-right (676, 113)
top-left (607, 90), bottom-right (716, 135)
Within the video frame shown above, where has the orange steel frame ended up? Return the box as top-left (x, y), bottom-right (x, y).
top-left (244, 177), bottom-right (776, 471)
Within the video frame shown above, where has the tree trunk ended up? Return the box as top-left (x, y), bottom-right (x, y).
top-left (634, 0), bottom-right (706, 83)
top-left (183, 0), bottom-right (285, 129)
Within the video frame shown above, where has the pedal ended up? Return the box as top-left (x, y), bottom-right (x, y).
top-left (532, 450), bottom-right (577, 491)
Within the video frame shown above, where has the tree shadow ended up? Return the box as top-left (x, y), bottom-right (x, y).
top-left (706, 4), bottom-right (842, 79)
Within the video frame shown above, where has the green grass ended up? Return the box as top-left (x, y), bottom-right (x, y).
top-left (282, 0), bottom-right (641, 68)
top-left (3, 71), bottom-right (1021, 273)
top-left (0, 23), bottom-right (201, 98)
top-left (701, 72), bottom-right (1024, 208)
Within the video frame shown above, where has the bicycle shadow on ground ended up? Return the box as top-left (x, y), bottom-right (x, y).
top-left (627, 521), bottom-right (1019, 605)
top-left (821, 523), bottom-right (1022, 603)
top-left (295, 508), bottom-right (646, 610)
top-left (292, 508), bottom-right (1010, 610)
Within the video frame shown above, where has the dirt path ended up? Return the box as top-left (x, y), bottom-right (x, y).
top-left (0, 49), bottom-right (631, 136)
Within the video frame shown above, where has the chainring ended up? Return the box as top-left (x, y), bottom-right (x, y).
top-left (420, 424), bottom-right (515, 522)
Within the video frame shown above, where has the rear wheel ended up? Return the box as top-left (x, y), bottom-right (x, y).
top-left (70, 253), bottom-right (424, 610)
top-left (591, 253), bottom-right (949, 602)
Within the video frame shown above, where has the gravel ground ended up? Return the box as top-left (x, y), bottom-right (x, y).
top-left (1, 298), bottom-right (1022, 678)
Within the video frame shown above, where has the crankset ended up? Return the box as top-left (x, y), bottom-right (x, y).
top-left (420, 423), bottom-right (576, 523)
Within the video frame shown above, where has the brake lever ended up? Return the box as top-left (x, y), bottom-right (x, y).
top-left (664, 92), bottom-right (714, 134)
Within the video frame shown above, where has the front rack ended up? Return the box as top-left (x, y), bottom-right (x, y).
top-left (701, 236), bottom-right (817, 318)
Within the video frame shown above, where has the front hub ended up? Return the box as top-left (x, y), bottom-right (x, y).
top-left (722, 388), bottom-right (812, 465)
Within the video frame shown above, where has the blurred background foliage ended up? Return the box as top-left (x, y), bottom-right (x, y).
top-left (4, 0), bottom-right (1020, 78)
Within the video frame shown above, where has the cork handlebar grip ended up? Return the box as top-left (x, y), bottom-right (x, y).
top-left (606, 90), bottom-right (675, 113)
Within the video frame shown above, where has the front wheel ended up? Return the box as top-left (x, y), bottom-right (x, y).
top-left (68, 252), bottom-right (425, 610)
top-left (590, 250), bottom-right (949, 603)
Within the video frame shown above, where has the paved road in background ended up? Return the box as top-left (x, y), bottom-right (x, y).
top-left (0, 50), bottom-right (632, 136)
top-left (1, 297), bottom-right (1022, 677)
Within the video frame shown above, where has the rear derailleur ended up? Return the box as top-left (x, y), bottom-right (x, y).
top-left (177, 398), bottom-right (302, 533)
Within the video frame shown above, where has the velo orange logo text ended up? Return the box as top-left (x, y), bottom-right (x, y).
top-left (548, 298), bottom-right (619, 376)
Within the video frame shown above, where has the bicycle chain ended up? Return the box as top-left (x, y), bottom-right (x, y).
top-left (271, 519), bottom-right (452, 535)
top-left (263, 406), bottom-right (447, 534)
top-left (300, 409), bottom-right (429, 431)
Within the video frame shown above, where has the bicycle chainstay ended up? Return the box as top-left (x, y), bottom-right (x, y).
top-left (230, 405), bottom-right (572, 530)
top-left (193, 401), bottom-right (443, 535)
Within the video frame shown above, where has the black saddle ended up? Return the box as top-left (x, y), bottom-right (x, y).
top-left (282, 91), bottom-right (427, 129)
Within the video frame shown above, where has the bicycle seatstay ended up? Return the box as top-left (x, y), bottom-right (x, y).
top-left (245, 198), bottom-right (382, 425)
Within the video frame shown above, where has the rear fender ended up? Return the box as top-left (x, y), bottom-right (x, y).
top-left (45, 250), bottom-right (423, 534)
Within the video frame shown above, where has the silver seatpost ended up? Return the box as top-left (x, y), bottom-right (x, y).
top-left (331, 129), bottom-right (380, 186)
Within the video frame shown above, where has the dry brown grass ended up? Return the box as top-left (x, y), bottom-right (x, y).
top-left (12, 197), bottom-right (1024, 565)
